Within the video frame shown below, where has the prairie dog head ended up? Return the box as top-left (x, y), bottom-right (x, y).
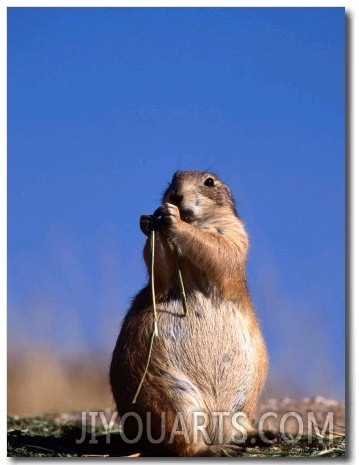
top-left (162, 171), bottom-right (237, 225)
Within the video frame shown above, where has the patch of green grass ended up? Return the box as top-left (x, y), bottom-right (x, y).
top-left (244, 434), bottom-right (345, 458)
top-left (8, 415), bottom-right (104, 457)
top-left (8, 415), bottom-right (63, 436)
top-left (7, 415), bottom-right (345, 458)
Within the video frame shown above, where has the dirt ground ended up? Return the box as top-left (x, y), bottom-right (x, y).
top-left (53, 395), bottom-right (345, 436)
top-left (8, 396), bottom-right (345, 457)
top-left (256, 395), bottom-right (345, 435)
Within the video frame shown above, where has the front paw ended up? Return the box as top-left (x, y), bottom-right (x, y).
top-left (140, 215), bottom-right (157, 236)
top-left (140, 204), bottom-right (181, 237)
top-left (161, 203), bottom-right (181, 228)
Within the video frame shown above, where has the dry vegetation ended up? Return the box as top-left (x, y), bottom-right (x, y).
top-left (7, 412), bottom-right (345, 458)
top-left (8, 346), bottom-right (114, 415)
top-left (7, 346), bottom-right (346, 457)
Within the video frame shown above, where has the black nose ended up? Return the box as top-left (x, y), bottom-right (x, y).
top-left (170, 193), bottom-right (183, 205)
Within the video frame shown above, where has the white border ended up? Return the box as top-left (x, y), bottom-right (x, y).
top-left (0, 0), bottom-right (351, 6)
top-left (2, 2), bottom-right (356, 463)
top-left (1, 3), bottom-right (7, 463)
top-left (348, 3), bottom-right (357, 464)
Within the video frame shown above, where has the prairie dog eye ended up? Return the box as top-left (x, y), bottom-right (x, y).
top-left (204, 177), bottom-right (215, 187)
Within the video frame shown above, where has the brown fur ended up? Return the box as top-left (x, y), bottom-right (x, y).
top-left (110, 171), bottom-right (268, 456)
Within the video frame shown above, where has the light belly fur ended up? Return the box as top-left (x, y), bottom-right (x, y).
top-left (146, 292), bottom-right (257, 414)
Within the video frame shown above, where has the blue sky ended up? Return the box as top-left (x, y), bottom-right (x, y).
top-left (8, 7), bottom-right (345, 399)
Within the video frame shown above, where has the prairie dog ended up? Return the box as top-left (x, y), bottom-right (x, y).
top-left (110, 171), bottom-right (268, 456)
